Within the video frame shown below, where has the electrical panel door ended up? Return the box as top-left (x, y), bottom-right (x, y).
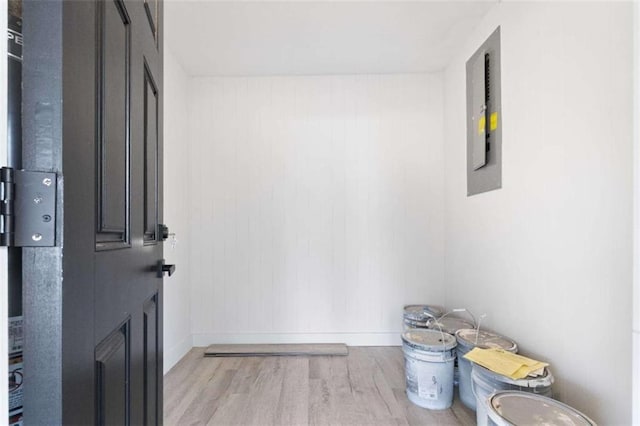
top-left (466, 27), bottom-right (501, 196)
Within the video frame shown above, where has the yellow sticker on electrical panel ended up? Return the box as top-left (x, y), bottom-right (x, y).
top-left (478, 116), bottom-right (486, 135)
top-left (490, 112), bottom-right (499, 131)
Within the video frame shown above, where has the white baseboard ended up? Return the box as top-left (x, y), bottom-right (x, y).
top-left (163, 335), bottom-right (193, 375)
top-left (191, 332), bottom-right (402, 347)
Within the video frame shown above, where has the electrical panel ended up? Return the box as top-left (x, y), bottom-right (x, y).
top-left (466, 27), bottom-right (501, 196)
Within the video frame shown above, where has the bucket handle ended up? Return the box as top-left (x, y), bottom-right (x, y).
top-left (437, 308), bottom-right (487, 345)
top-left (408, 309), bottom-right (449, 352)
top-left (428, 319), bottom-right (449, 353)
top-left (474, 314), bottom-right (487, 345)
top-left (419, 310), bottom-right (449, 352)
top-left (438, 308), bottom-right (477, 328)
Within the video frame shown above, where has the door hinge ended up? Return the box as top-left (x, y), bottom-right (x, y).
top-left (0, 167), bottom-right (57, 247)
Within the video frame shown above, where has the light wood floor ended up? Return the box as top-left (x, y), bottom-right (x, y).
top-left (164, 347), bottom-right (475, 426)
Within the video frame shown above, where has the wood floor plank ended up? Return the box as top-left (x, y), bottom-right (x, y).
top-left (206, 393), bottom-right (248, 426)
top-left (327, 355), bottom-right (369, 425)
top-left (164, 348), bottom-right (207, 412)
top-left (450, 395), bottom-right (476, 426)
top-left (165, 356), bottom-right (223, 425)
top-left (393, 387), bottom-right (453, 426)
top-left (237, 356), bottom-right (287, 425)
top-left (308, 377), bottom-right (333, 426)
top-left (275, 357), bottom-right (310, 426)
top-left (225, 356), bottom-right (264, 395)
top-left (164, 348), bottom-right (203, 390)
top-left (346, 347), bottom-right (406, 426)
top-left (372, 366), bottom-right (409, 424)
top-left (165, 346), bottom-right (472, 426)
top-left (177, 357), bottom-right (242, 425)
top-left (370, 346), bottom-right (407, 389)
top-left (205, 358), bottom-right (265, 426)
top-left (308, 355), bottom-right (332, 381)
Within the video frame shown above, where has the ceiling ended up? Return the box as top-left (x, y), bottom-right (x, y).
top-left (165, 1), bottom-right (497, 76)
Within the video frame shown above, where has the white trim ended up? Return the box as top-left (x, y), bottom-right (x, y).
top-left (192, 332), bottom-right (402, 347)
top-left (163, 335), bottom-right (193, 375)
top-left (0, 1), bottom-right (10, 424)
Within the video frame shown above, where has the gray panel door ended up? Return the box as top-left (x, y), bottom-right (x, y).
top-left (22, 1), bottom-right (165, 424)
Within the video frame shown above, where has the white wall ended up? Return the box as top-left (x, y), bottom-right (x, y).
top-left (444, 2), bottom-right (632, 424)
top-left (162, 47), bottom-right (192, 374)
top-left (188, 74), bottom-right (445, 346)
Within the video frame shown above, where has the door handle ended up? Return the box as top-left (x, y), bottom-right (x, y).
top-left (156, 259), bottom-right (176, 278)
top-left (158, 224), bottom-right (170, 241)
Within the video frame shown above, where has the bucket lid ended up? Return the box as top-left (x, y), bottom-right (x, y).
top-left (487, 391), bottom-right (596, 426)
top-left (472, 363), bottom-right (555, 388)
top-left (403, 305), bottom-right (443, 322)
top-left (402, 329), bottom-right (457, 352)
top-left (455, 329), bottom-right (518, 352)
top-left (428, 317), bottom-right (474, 335)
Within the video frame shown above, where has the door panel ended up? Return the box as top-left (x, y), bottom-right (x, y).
top-left (95, 321), bottom-right (130, 426)
top-left (143, 65), bottom-right (159, 244)
top-left (97, 0), bottom-right (131, 247)
top-left (143, 294), bottom-right (159, 426)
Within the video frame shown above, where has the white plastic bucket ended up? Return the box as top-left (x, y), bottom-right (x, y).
top-left (486, 391), bottom-right (597, 426)
top-left (402, 329), bottom-right (457, 410)
top-left (455, 329), bottom-right (518, 411)
top-left (472, 364), bottom-right (554, 426)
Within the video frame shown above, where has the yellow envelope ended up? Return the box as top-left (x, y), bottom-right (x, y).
top-left (463, 347), bottom-right (549, 380)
